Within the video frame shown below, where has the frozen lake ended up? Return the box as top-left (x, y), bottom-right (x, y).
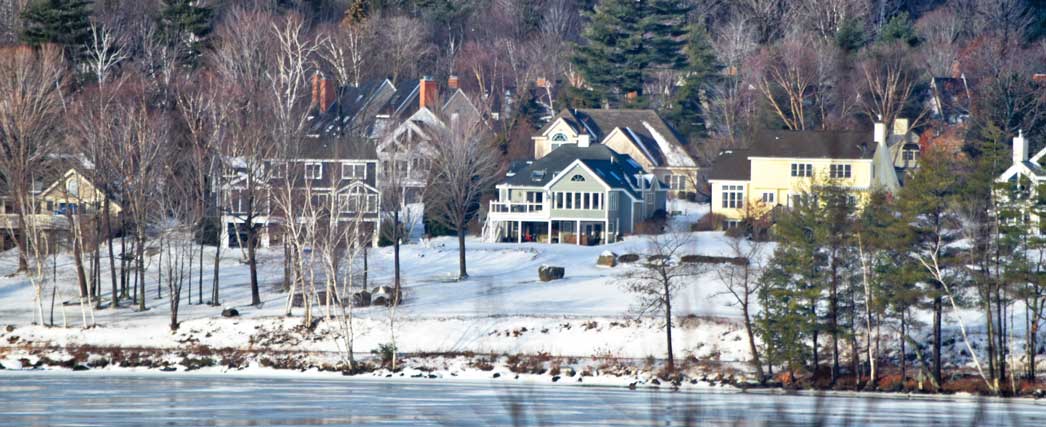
top-left (0, 372), bottom-right (1044, 426)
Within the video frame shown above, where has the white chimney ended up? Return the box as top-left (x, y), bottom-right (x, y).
top-left (892, 118), bottom-right (909, 136)
top-left (577, 133), bottom-right (591, 148)
top-left (874, 120), bottom-right (887, 146)
top-left (1014, 129), bottom-right (1028, 164)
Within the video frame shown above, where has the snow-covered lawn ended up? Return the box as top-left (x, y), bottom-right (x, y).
top-left (0, 203), bottom-right (769, 365)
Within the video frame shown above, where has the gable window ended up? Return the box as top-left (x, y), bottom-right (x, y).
top-left (721, 184), bottom-right (744, 209)
top-left (790, 163), bottom-right (813, 177)
top-left (761, 192), bottom-right (775, 204)
top-left (570, 174), bottom-right (586, 182)
top-left (65, 179), bottom-right (79, 197)
top-left (829, 164), bottom-right (851, 178)
top-left (342, 163), bottom-right (366, 180)
top-left (551, 133), bottom-right (568, 142)
top-left (304, 162), bottom-right (323, 180)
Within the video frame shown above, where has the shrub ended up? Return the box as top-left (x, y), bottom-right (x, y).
top-left (371, 343), bottom-right (397, 368)
top-left (692, 212), bottom-right (725, 231)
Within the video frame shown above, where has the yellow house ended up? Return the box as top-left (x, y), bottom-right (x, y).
top-left (707, 124), bottom-right (905, 228)
top-left (0, 167), bottom-right (120, 249)
top-left (533, 109), bottom-right (698, 197)
top-left (35, 168), bottom-right (122, 216)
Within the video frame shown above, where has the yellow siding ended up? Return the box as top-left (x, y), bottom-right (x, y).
top-left (533, 121), bottom-right (578, 159)
top-left (711, 158), bottom-right (874, 221)
top-left (39, 170), bottom-right (122, 215)
top-left (602, 132), bottom-right (656, 171)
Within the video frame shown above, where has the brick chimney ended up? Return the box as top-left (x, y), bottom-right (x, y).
top-left (311, 72), bottom-right (336, 113)
top-left (311, 72), bottom-right (321, 109)
top-left (319, 78), bottom-right (334, 113)
top-left (419, 76), bottom-right (438, 110)
top-left (448, 75), bottom-right (459, 90)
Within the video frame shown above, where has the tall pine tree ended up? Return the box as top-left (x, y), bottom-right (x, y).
top-left (21, 0), bottom-right (92, 59)
top-left (573, 0), bottom-right (689, 107)
top-left (573, 0), bottom-right (646, 106)
top-left (665, 24), bottom-right (719, 139)
top-left (158, 0), bottom-right (213, 66)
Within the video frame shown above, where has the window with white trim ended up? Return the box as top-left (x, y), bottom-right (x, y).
top-left (570, 174), bottom-right (586, 182)
top-left (761, 192), bottom-right (775, 204)
top-left (342, 163), bottom-right (366, 180)
top-left (790, 163), bottom-right (813, 177)
top-left (721, 184), bottom-right (744, 209)
top-left (270, 162), bottom-right (286, 179)
top-left (829, 164), bottom-right (851, 178)
top-left (304, 162), bottom-right (323, 180)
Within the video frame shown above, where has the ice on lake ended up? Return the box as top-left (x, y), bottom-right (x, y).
top-left (1, 372), bottom-right (1044, 426)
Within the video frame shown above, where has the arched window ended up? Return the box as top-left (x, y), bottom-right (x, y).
top-left (570, 174), bottom-right (586, 182)
top-left (551, 133), bottom-right (568, 142)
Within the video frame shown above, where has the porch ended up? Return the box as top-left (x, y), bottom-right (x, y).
top-left (494, 219), bottom-right (612, 246)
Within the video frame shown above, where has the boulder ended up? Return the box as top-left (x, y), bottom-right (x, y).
top-left (538, 265), bottom-right (565, 282)
top-left (351, 290), bottom-right (372, 307)
top-left (596, 251), bottom-right (618, 267)
top-left (618, 254), bottom-right (640, 263)
top-left (371, 286), bottom-right (403, 307)
top-left (220, 308), bottom-right (239, 318)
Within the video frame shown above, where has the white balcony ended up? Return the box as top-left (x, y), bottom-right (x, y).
top-left (488, 200), bottom-right (548, 220)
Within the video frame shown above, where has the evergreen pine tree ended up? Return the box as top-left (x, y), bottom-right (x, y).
top-left (573, 0), bottom-right (689, 107)
top-left (573, 0), bottom-right (647, 106)
top-left (757, 185), bottom-right (826, 380)
top-left (877, 11), bottom-right (919, 47)
top-left (642, 0), bottom-right (688, 71)
top-left (20, 0), bottom-right (92, 58)
top-left (897, 148), bottom-right (965, 390)
top-left (158, 0), bottom-right (213, 66)
top-left (665, 24), bottom-right (719, 139)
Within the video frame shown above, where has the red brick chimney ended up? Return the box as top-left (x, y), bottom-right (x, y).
top-left (311, 72), bottom-right (322, 109)
top-left (319, 78), bottom-right (335, 113)
top-left (311, 71), bottom-right (336, 113)
top-left (419, 76), bottom-right (438, 110)
top-left (448, 75), bottom-right (459, 90)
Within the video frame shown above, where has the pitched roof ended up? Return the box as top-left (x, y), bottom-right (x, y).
top-left (706, 149), bottom-right (751, 181)
top-left (503, 144), bottom-right (649, 198)
top-left (307, 78), bottom-right (397, 137)
top-left (748, 129), bottom-right (875, 160)
top-left (927, 77), bottom-right (972, 123)
top-left (289, 136), bottom-right (377, 160)
top-left (540, 108), bottom-right (694, 168)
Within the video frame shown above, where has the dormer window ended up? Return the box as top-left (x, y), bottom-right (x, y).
top-left (570, 174), bottom-right (586, 182)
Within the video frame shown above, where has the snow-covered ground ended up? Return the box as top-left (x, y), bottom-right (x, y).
top-left (0, 203), bottom-right (769, 373)
top-left (0, 201), bottom-right (1031, 383)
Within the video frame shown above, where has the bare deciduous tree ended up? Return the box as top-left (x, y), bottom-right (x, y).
top-left (858, 44), bottom-right (928, 129)
top-left (620, 230), bottom-right (700, 372)
top-left (425, 117), bottom-right (500, 280)
top-left (378, 15), bottom-right (430, 85)
top-left (0, 45), bottom-right (66, 275)
top-left (747, 36), bottom-right (818, 130)
top-left (318, 18), bottom-right (374, 88)
top-left (714, 235), bottom-right (766, 381)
